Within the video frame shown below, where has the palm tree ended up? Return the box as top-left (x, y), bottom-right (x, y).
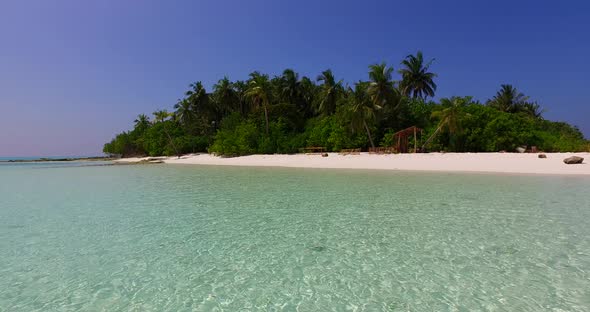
top-left (186, 81), bottom-right (211, 115)
top-left (486, 84), bottom-right (528, 113)
top-left (280, 69), bottom-right (300, 105)
top-left (212, 77), bottom-right (238, 115)
top-left (316, 69), bottom-right (343, 116)
top-left (399, 51), bottom-right (437, 99)
top-left (151, 109), bottom-right (179, 154)
top-left (152, 109), bottom-right (171, 123)
top-left (173, 99), bottom-right (194, 127)
top-left (299, 76), bottom-right (317, 117)
top-left (487, 84), bottom-right (544, 118)
top-left (134, 114), bottom-right (150, 130)
top-left (233, 80), bottom-right (250, 116)
top-left (245, 72), bottom-right (272, 135)
top-left (521, 101), bottom-right (544, 118)
top-left (422, 96), bottom-right (471, 150)
top-left (347, 81), bottom-right (381, 148)
top-left (185, 81), bottom-right (220, 131)
top-left (368, 62), bottom-right (398, 110)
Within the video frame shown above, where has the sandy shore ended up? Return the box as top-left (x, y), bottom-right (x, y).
top-left (115, 152), bottom-right (590, 175)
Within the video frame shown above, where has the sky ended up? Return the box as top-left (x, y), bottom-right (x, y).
top-left (0, 0), bottom-right (589, 156)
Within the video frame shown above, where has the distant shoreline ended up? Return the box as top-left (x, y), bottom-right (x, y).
top-left (0, 156), bottom-right (114, 163)
top-left (114, 152), bottom-right (590, 176)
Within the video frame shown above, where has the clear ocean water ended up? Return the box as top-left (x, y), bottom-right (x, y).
top-left (0, 162), bottom-right (589, 311)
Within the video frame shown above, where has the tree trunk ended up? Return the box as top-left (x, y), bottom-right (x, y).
top-left (363, 120), bottom-right (375, 148)
top-left (163, 122), bottom-right (180, 156)
top-left (263, 104), bottom-right (270, 135)
top-left (422, 119), bottom-right (446, 150)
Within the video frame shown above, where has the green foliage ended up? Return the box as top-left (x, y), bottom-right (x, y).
top-left (209, 118), bottom-right (259, 156)
top-left (379, 129), bottom-right (396, 147)
top-left (534, 120), bottom-right (588, 152)
top-left (402, 98), bottom-right (434, 128)
top-left (104, 60), bottom-right (588, 157)
top-left (452, 105), bottom-right (586, 152)
top-left (481, 113), bottom-right (537, 151)
top-left (103, 119), bottom-right (209, 157)
top-left (260, 120), bottom-right (301, 154)
top-left (267, 103), bottom-right (305, 131)
top-left (304, 116), bottom-right (367, 151)
top-left (141, 121), bottom-right (181, 156)
top-left (208, 113), bottom-right (304, 156)
top-left (103, 132), bottom-right (141, 157)
top-left (173, 135), bottom-right (210, 154)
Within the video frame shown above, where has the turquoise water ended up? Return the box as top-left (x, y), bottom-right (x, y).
top-left (1, 163), bottom-right (589, 311)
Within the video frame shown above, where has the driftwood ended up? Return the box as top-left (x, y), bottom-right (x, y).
top-left (368, 147), bottom-right (396, 154)
top-left (299, 147), bottom-right (326, 154)
top-left (339, 148), bottom-right (361, 155)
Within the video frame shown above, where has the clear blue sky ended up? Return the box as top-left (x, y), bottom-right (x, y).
top-left (1, 0), bottom-right (589, 156)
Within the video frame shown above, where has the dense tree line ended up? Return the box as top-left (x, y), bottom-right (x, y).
top-left (103, 52), bottom-right (588, 157)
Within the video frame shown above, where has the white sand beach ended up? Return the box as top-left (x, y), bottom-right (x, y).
top-left (116, 152), bottom-right (590, 175)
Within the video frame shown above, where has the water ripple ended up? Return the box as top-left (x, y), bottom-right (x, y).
top-left (0, 164), bottom-right (589, 311)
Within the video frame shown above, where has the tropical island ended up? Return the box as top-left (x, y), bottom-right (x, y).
top-left (104, 52), bottom-right (588, 159)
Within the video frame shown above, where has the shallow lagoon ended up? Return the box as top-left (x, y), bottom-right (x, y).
top-left (1, 163), bottom-right (589, 311)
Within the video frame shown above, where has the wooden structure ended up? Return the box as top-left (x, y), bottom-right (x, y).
top-left (392, 126), bottom-right (423, 153)
top-left (339, 148), bottom-right (361, 155)
top-left (299, 146), bottom-right (326, 154)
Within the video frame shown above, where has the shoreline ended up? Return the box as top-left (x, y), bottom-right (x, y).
top-left (0, 157), bottom-right (114, 163)
top-left (114, 152), bottom-right (590, 176)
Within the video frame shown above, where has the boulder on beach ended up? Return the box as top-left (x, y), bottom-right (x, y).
top-left (538, 154), bottom-right (547, 159)
top-left (321, 153), bottom-right (329, 157)
top-left (563, 156), bottom-right (584, 164)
